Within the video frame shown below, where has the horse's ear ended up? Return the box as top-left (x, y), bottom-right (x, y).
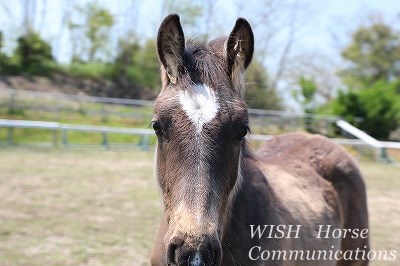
top-left (226, 18), bottom-right (254, 96)
top-left (157, 14), bottom-right (185, 84)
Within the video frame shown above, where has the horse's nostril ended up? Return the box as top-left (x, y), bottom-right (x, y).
top-left (190, 252), bottom-right (203, 266)
top-left (167, 243), bottom-right (178, 264)
top-left (167, 238), bottom-right (184, 265)
top-left (167, 236), bottom-right (221, 266)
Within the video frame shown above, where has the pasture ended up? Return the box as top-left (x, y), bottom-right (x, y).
top-left (0, 147), bottom-right (399, 266)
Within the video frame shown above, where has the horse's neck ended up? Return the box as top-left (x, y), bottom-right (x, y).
top-left (235, 154), bottom-right (274, 219)
top-left (220, 155), bottom-right (276, 262)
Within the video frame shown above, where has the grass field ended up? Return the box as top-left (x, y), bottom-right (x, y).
top-left (0, 100), bottom-right (154, 146)
top-left (0, 148), bottom-right (399, 266)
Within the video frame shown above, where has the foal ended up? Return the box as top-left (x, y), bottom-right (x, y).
top-left (150, 14), bottom-right (369, 266)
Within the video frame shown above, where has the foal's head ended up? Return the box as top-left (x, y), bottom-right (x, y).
top-left (153, 14), bottom-right (254, 266)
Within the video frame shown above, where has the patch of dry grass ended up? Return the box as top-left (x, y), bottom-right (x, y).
top-left (358, 161), bottom-right (400, 265)
top-left (0, 148), bottom-right (398, 265)
top-left (0, 148), bottom-right (161, 266)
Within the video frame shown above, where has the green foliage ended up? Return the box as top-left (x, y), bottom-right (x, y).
top-left (0, 31), bottom-right (9, 72)
top-left (292, 77), bottom-right (318, 132)
top-left (65, 62), bottom-right (114, 79)
top-left (114, 40), bottom-right (140, 73)
top-left (292, 76), bottom-right (317, 113)
top-left (111, 40), bottom-right (140, 96)
top-left (0, 56), bottom-right (21, 75)
top-left (319, 21), bottom-right (400, 140)
top-left (13, 31), bottom-right (55, 75)
top-left (245, 59), bottom-right (282, 110)
top-left (341, 22), bottom-right (400, 87)
top-left (299, 77), bottom-right (317, 102)
top-left (72, 2), bottom-right (114, 62)
top-left (111, 39), bottom-right (160, 98)
top-left (331, 81), bottom-right (400, 140)
top-left (129, 40), bottom-right (160, 90)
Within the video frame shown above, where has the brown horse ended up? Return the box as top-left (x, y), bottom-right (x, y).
top-left (150, 14), bottom-right (369, 266)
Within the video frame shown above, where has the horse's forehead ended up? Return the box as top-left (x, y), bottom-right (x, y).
top-left (178, 84), bottom-right (219, 133)
top-left (155, 85), bottom-right (247, 131)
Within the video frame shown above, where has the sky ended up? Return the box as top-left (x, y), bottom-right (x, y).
top-left (1, 0), bottom-right (399, 64)
top-left (295, 0), bottom-right (400, 54)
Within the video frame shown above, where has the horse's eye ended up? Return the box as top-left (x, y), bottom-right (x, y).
top-left (152, 121), bottom-right (163, 136)
top-left (238, 126), bottom-right (249, 140)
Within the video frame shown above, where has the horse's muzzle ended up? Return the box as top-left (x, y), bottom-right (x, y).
top-left (166, 234), bottom-right (222, 266)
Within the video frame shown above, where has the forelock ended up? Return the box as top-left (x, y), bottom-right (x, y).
top-left (182, 42), bottom-right (229, 90)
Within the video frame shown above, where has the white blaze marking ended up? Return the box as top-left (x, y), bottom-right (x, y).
top-left (178, 84), bottom-right (219, 133)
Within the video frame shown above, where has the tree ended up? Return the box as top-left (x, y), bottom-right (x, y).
top-left (130, 40), bottom-right (160, 92)
top-left (331, 81), bottom-right (400, 140)
top-left (0, 30), bottom-right (4, 73)
top-left (114, 39), bottom-right (140, 77)
top-left (341, 22), bottom-right (400, 87)
top-left (288, 51), bottom-right (340, 106)
top-left (0, 30), bottom-right (3, 50)
top-left (112, 39), bottom-right (160, 99)
top-left (70, 2), bottom-right (114, 62)
top-left (14, 31), bottom-right (54, 74)
top-left (161, 0), bottom-right (203, 38)
top-left (247, 0), bottom-right (315, 91)
top-left (84, 2), bottom-right (114, 61)
top-left (245, 59), bottom-right (282, 110)
top-left (291, 76), bottom-right (320, 133)
top-left (292, 76), bottom-right (317, 113)
top-left (0, 31), bottom-right (19, 75)
top-left (22, 0), bottom-right (37, 34)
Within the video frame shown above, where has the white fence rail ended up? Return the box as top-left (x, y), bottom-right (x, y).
top-left (0, 119), bottom-right (154, 149)
top-left (247, 133), bottom-right (397, 147)
top-left (2, 119), bottom-right (399, 156)
top-left (0, 88), bottom-right (153, 125)
top-left (336, 120), bottom-right (400, 150)
top-left (1, 88), bottom-right (342, 135)
top-left (0, 119), bottom-right (60, 129)
top-left (336, 119), bottom-right (400, 161)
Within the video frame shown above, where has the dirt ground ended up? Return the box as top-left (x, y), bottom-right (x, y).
top-left (0, 148), bottom-right (398, 266)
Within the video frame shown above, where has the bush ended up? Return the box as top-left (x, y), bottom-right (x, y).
top-left (65, 62), bottom-right (114, 79)
top-left (245, 59), bottom-right (282, 110)
top-left (331, 81), bottom-right (400, 140)
top-left (13, 31), bottom-right (55, 75)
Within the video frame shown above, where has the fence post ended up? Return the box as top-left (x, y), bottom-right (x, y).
top-left (304, 115), bottom-right (313, 133)
top-left (52, 129), bottom-right (58, 147)
top-left (102, 132), bottom-right (109, 149)
top-left (377, 147), bottom-right (391, 163)
top-left (139, 135), bottom-right (149, 150)
top-left (62, 129), bottom-right (68, 148)
top-left (327, 120), bottom-right (335, 137)
top-left (101, 103), bottom-right (107, 122)
top-left (7, 127), bottom-right (13, 145)
top-left (56, 99), bottom-right (61, 121)
top-left (8, 90), bottom-right (16, 113)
